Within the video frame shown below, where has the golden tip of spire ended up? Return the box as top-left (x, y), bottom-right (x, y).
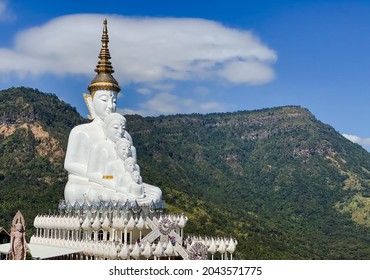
top-left (87, 17), bottom-right (121, 95)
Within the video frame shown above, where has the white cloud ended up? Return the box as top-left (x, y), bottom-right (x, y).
top-left (0, 1), bottom-right (16, 22)
top-left (147, 83), bottom-right (177, 91)
top-left (0, 14), bottom-right (277, 85)
top-left (136, 83), bottom-right (177, 96)
top-left (218, 60), bottom-right (275, 84)
top-left (119, 92), bottom-right (225, 116)
top-left (343, 134), bottom-right (370, 150)
top-left (199, 102), bottom-right (224, 111)
top-left (144, 92), bottom-right (181, 114)
top-left (193, 86), bottom-right (210, 95)
top-left (118, 108), bottom-right (141, 116)
top-left (137, 87), bottom-right (152, 95)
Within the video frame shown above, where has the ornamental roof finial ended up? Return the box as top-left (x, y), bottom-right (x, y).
top-left (87, 18), bottom-right (121, 96)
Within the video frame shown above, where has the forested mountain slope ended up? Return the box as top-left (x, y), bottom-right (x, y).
top-left (1, 87), bottom-right (370, 259)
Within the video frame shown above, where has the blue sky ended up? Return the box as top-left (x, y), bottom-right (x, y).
top-left (1, 0), bottom-right (370, 150)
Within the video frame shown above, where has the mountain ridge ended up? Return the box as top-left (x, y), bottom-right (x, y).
top-left (1, 87), bottom-right (370, 259)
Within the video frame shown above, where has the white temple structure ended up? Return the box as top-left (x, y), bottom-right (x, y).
top-left (26, 19), bottom-right (237, 260)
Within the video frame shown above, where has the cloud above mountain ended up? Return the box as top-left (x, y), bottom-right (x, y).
top-left (119, 92), bottom-right (225, 116)
top-left (0, 14), bottom-right (277, 86)
top-left (343, 133), bottom-right (370, 151)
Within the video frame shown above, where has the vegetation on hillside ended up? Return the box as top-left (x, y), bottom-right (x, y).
top-left (0, 87), bottom-right (84, 233)
top-left (1, 87), bottom-right (370, 259)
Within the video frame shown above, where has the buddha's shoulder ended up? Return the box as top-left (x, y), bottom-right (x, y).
top-left (70, 122), bottom-right (103, 136)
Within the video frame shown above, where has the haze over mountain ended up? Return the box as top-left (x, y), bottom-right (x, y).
top-left (1, 87), bottom-right (370, 259)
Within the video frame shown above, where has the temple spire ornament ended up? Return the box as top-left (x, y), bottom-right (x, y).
top-left (88, 18), bottom-right (121, 96)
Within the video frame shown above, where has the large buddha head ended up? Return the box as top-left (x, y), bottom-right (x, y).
top-left (92, 90), bottom-right (117, 120)
top-left (87, 18), bottom-right (120, 120)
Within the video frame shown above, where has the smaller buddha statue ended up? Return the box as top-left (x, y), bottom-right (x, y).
top-left (86, 113), bottom-right (127, 203)
top-left (129, 170), bottom-right (145, 198)
top-left (87, 113), bottom-right (126, 185)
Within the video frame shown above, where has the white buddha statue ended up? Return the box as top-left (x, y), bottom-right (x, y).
top-left (115, 137), bottom-right (132, 161)
top-left (129, 170), bottom-right (144, 197)
top-left (86, 113), bottom-right (126, 186)
top-left (64, 90), bottom-right (120, 204)
top-left (64, 18), bottom-right (120, 205)
top-left (95, 142), bottom-right (161, 204)
top-left (86, 113), bottom-right (128, 203)
top-left (114, 157), bottom-right (140, 197)
top-left (121, 117), bottom-right (137, 161)
top-left (64, 18), bottom-right (162, 206)
top-left (120, 158), bottom-right (162, 204)
top-left (103, 138), bottom-right (134, 194)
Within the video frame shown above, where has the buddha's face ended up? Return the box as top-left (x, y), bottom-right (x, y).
top-left (92, 90), bottom-right (117, 120)
top-left (106, 118), bottom-right (126, 143)
top-left (124, 159), bottom-right (136, 173)
top-left (117, 141), bottom-right (132, 160)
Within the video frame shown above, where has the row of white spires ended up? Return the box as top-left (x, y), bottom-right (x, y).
top-left (31, 212), bottom-right (237, 259)
top-left (33, 213), bottom-right (188, 231)
top-left (30, 235), bottom-right (237, 260)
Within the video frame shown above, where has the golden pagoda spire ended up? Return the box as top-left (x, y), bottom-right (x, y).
top-left (88, 18), bottom-right (121, 96)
